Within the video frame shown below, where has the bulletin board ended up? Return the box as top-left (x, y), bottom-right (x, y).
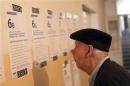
top-left (0, 0), bottom-right (89, 86)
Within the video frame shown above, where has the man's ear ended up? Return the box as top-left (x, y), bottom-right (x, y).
top-left (87, 45), bottom-right (94, 57)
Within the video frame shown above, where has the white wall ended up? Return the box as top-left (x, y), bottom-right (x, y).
top-left (116, 0), bottom-right (130, 15)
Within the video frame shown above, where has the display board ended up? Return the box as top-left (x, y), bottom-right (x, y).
top-left (63, 59), bottom-right (73, 86)
top-left (0, 1), bottom-right (34, 86)
top-left (0, 1), bottom-right (90, 86)
top-left (2, 1), bottom-right (32, 78)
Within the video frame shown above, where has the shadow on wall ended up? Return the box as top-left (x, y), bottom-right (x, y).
top-left (32, 62), bottom-right (49, 86)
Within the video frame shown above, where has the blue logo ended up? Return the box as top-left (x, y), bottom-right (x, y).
top-left (32, 20), bottom-right (37, 28)
top-left (8, 18), bottom-right (15, 28)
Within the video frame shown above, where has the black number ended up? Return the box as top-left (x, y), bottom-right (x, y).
top-left (17, 68), bottom-right (28, 78)
top-left (32, 20), bottom-right (37, 28)
top-left (8, 18), bottom-right (15, 28)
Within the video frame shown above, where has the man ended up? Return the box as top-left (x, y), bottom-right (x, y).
top-left (70, 28), bottom-right (130, 86)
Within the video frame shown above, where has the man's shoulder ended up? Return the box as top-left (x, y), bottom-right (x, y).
top-left (97, 58), bottom-right (130, 80)
top-left (94, 59), bottom-right (130, 86)
top-left (101, 59), bottom-right (127, 73)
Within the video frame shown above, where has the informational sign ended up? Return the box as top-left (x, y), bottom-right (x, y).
top-left (73, 14), bottom-right (80, 31)
top-left (66, 12), bottom-right (73, 34)
top-left (71, 58), bottom-right (80, 86)
top-left (46, 9), bottom-right (60, 60)
top-left (63, 60), bottom-right (73, 86)
top-left (46, 9), bottom-right (57, 36)
top-left (31, 6), bottom-right (49, 68)
top-left (2, 2), bottom-right (32, 78)
top-left (66, 12), bottom-right (75, 50)
top-left (58, 12), bottom-right (69, 55)
top-left (0, 16), bottom-right (5, 82)
top-left (58, 12), bottom-right (67, 35)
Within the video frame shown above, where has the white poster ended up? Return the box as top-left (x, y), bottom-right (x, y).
top-left (66, 12), bottom-right (75, 50)
top-left (63, 60), bottom-right (73, 86)
top-left (73, 14), bottom-right (80, 31)
top-left (31, 6), bottom-right (49, 68)
top-left (58, 12), bottom-right (69, 55)
top-left (58, 12), bottom-right (67, 35)
top-left (71, 58), bottom-right (80, 86)
top-left (46, 9), bottom-right (60, 61)
top-left (2, 2), bottom-right (32, 78)
top-left (46, 9), bottom-right (57, 36)
top-left (0, 16), bottom-right (5, 82)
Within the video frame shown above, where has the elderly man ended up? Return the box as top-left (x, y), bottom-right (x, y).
top-left (70, 28), bottom-right (130, 86)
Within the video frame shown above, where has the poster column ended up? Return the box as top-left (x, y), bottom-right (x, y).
top-left (72, 14), bottom-right (80, 32)
top-left (58, 12), bottom-right (69, 56)
top-left (46, 9), bottom-right (59, 61)
top-left (2, 2), bottom-right (32, 78)
top-left (63, 60), bottom-right (73, 86)
top-left (71, 58), bottom-right (80, 86)
top-left (30, 6), bottom-right (49, 68)
top-left (65, 12), bottom-right (75, 51)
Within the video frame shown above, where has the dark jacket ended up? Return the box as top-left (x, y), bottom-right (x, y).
top-left (94, 58), bottom-right (130, 86)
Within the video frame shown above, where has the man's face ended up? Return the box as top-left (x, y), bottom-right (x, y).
top-left (71, 41), bottom-right (90, 70)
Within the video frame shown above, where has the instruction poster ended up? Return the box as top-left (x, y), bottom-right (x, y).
top-left (66, 13), bottom-right (75, 50)
top-left (63, 60), bottom-right (73, 86)
top-left (31, 6), bottom-right (49, 68)
top-left (58, 12), bottom-right (67, 35)
top-left (66, 12), bottom-right (73, 34)
top-left (58, 12), bottom-right (68, 54)
top-left (46, 9), bottom-right (57, 36)
top-left (73, 14), bottom-right (80, 31)
top-left (71, 58), bottom-right (80, 86)
top-left (46, 9), bottom-right (60, 60)
top-left (2, 2), bottom-right (32, 78)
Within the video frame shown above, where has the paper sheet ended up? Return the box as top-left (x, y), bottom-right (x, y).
top-left (63, 60), bottom-right (73, 86)
top-left (2, 2), bottom-right (32, 78)
top-left (46, 9), bottom-right (57, 36)
top-left (31, 6), bottom-right (49, 68)
top-left (65, 13), bottom-right (75, 50)
top-left (71, 58), bottom-right (80, 86)
top-left (58, 12), bottom-right (67, 35)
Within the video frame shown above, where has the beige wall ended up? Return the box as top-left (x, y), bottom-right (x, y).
top-left (105, 0), bottom-right (123, 65)
top-left (105, 0), bottom-right (117, 17)
top-left (83, 0), bottom-right (106, 30)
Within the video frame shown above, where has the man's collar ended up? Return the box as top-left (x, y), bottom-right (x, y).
top-left (88, 56), bottom-right (109, 86)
